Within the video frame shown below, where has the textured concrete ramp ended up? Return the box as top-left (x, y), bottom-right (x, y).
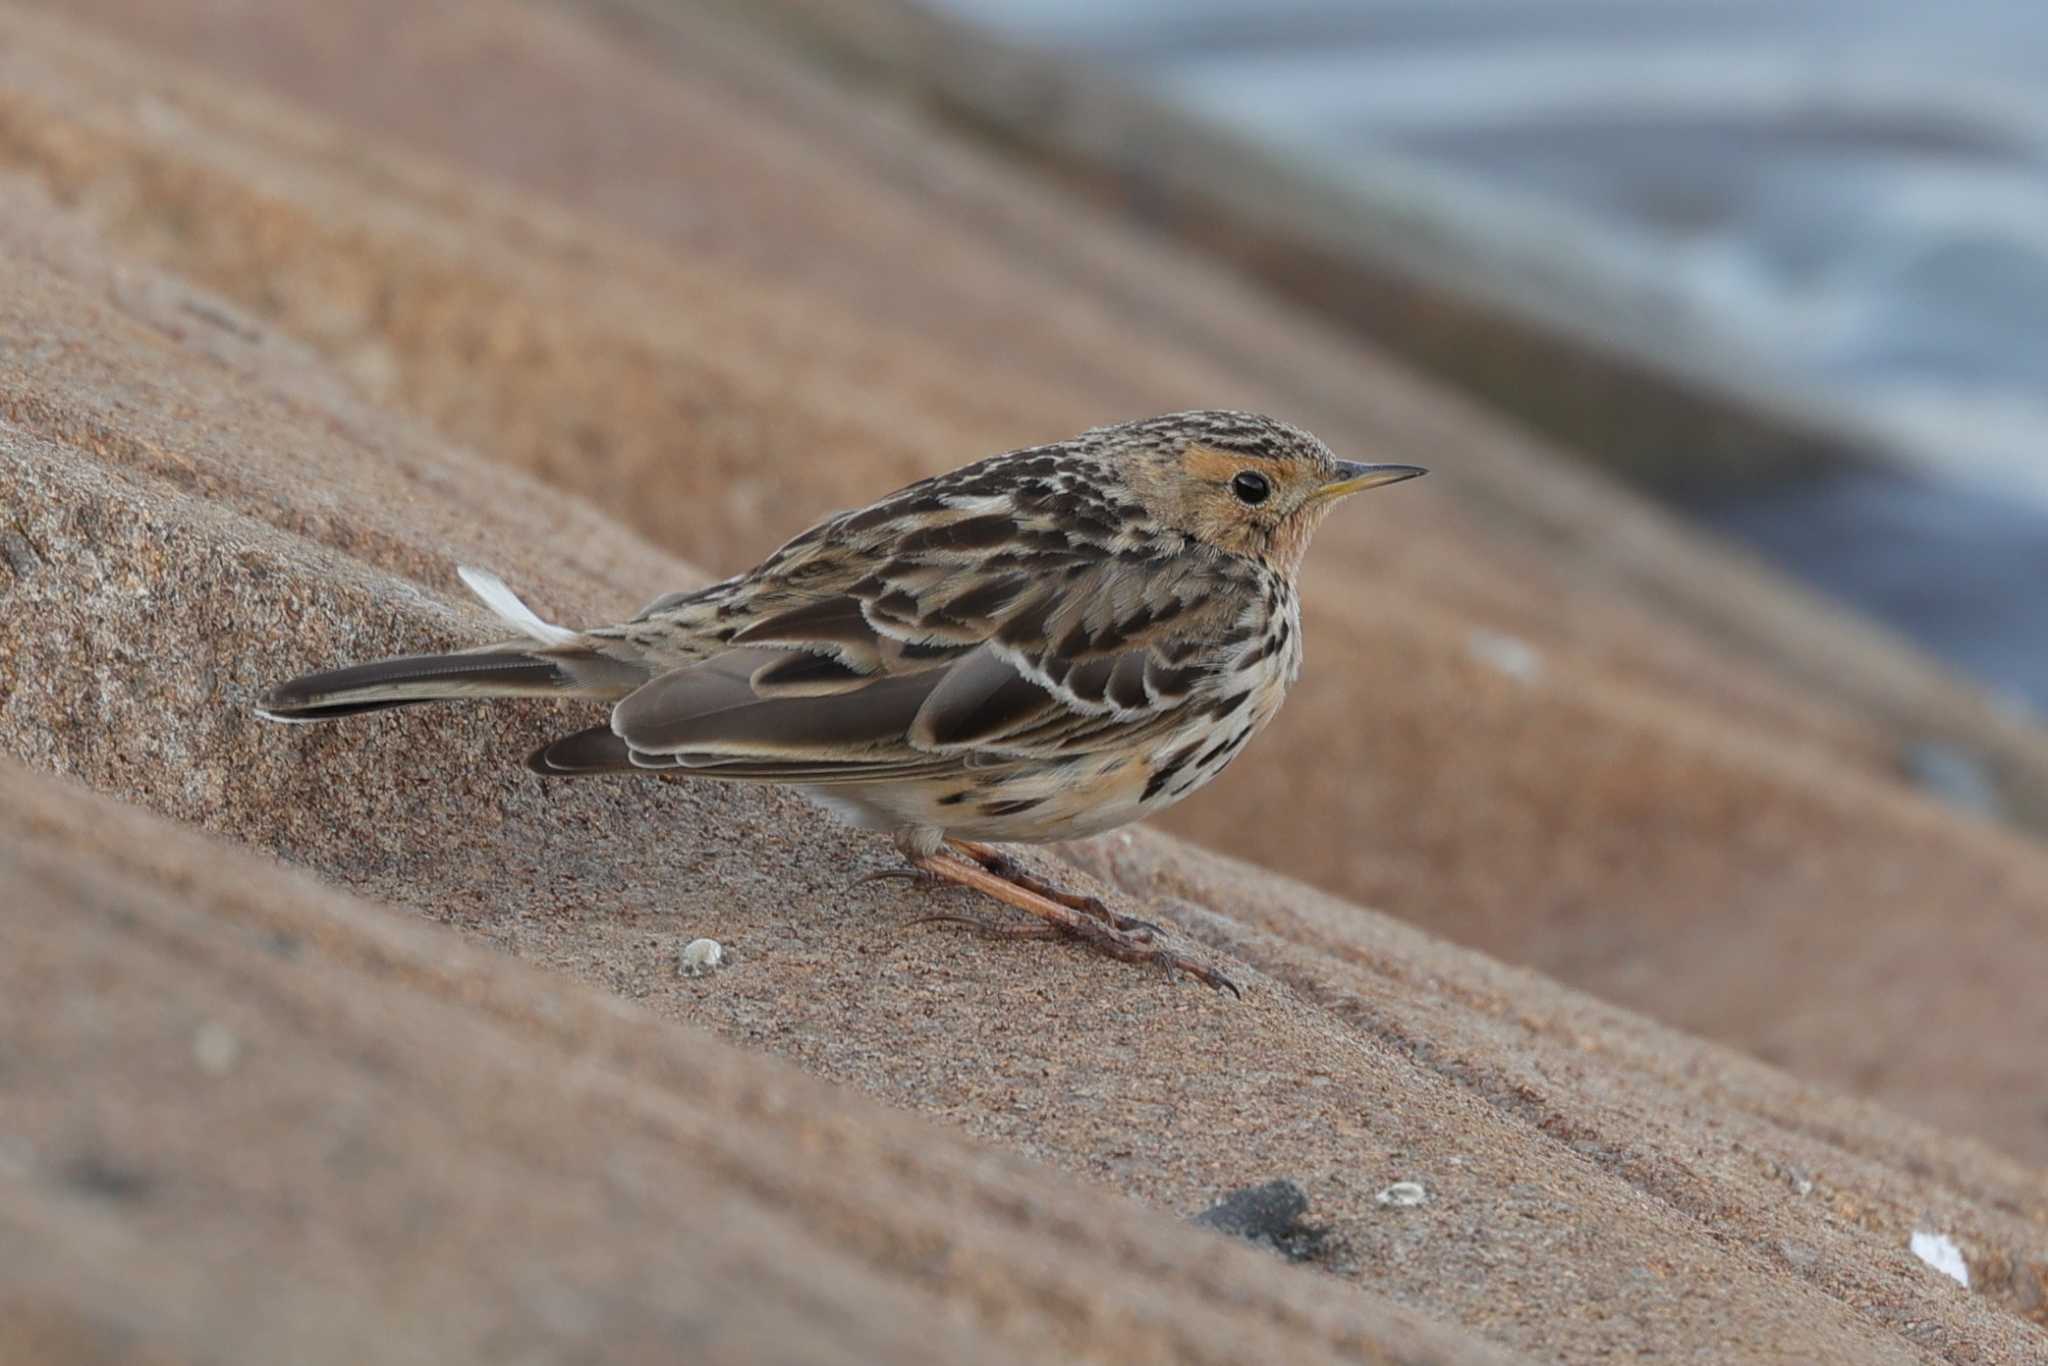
top-left (2, 3), bottom-right (2048, 1362)
top-left (1, 766), bottom-right (1514, 1366)
top-left (3, 0), bottom-right (2048, 1163)
top-left (0, 182), bottom-right (2041, 1361)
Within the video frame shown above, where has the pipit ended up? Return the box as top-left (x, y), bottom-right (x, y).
top-left (260, 411), bottom-right (1423, 991)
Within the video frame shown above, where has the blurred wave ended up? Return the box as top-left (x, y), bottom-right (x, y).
top-left (933, 0), bottom-right (2048, 495)
top-left (927, 0), bottom-right (2048, 710)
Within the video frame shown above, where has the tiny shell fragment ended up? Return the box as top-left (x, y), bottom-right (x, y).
top-left (679, 938), bottom-right (725, 977)
top-left (1375, 1181), bottom-right (1429, 1208)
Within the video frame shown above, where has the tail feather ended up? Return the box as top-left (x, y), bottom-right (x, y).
top-left (257, 652), bottom-right (576, 722)
top-left (527, 723), bottom-right (640, 775)
top-left (257, 568), bottom-right (646, 723)
top-left (457, 565), bottom-right (580, 646)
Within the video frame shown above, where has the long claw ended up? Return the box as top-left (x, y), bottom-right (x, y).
top-left (899, 848), bottom-right (1240, 996)
top-left (863, 866), bottom-right (935, 886)
top-left (945, 840), bottom-right (1160, 933)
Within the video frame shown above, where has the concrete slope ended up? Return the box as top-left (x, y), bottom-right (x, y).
top-left (1, 764), bottom-right (1519, 1366)
top-left (0, 173), bottom-right (2044, 1360)
top-left (2, 2), bottom-right (2048, 1166)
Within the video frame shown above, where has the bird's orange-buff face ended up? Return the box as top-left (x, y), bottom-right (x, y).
top-left (1124, 440), bottom-right (1422, 574)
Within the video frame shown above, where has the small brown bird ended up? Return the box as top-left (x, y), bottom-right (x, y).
top-left (260, 412), bottom-right (1422, 991)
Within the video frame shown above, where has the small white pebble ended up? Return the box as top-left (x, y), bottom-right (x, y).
top-left (193, 1021), bottom-right (241, 1076)
top-left (1375, 1181), bottom-right (1429, 1208)
top-left (1467, 629), bottom-right (1544, 684)
top-left (678, 938), bottom-right (725, 977)
top-left (1909, 1231), bottom-right (1969, 1287)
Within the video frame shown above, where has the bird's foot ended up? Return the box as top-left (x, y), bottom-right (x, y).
top-left (944, 840), bottom-right (1161, 935)
top-left (905, 846), bottom-right (1239, 996)
top-left (1040, 908), bottom-right (1242, 997)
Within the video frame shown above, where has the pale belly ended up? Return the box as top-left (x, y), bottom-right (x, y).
top-left (795, 754), bottom-right (1156, 845)
top-left (796, 691), bottom-right (1282, 846)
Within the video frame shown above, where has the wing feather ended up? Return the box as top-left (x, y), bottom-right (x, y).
top-left (614, 658), bottom-right (936, 759)
top-left (587, 504), bottom-right (1258, 784)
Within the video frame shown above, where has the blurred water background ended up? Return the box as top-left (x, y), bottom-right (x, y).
top-left (923, 0), bottom-right (2048, 713)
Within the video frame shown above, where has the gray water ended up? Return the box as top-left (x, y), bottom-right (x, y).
top-left (925, 0), bottom-right (2048, 712)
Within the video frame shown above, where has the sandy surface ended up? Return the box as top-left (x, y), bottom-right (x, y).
top-left (4, 0), bottom-right (2048, 1161)
top-left (1, 2), bottom-right (2046, 1360)
top-left (3, 764), bottom-right (1523, 1366)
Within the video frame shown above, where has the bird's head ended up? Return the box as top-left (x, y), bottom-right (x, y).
top-left (1104, 411), bottom-right (1425, 573)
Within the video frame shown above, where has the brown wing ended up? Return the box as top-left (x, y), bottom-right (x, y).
top-left (569, 552), bottom-right (1250, 783)
top-left (556, 460), bottom-right (1266, 782)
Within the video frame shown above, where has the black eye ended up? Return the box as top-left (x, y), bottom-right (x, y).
top-left (1230, 470), bottom-right (1271, 505)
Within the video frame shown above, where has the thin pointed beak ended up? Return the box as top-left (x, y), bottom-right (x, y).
top-left (1316, 461), bottom-right (1427, 501)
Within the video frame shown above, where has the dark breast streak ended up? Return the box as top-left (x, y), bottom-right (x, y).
top-left (1138, 570), bottom-right (1297, 807)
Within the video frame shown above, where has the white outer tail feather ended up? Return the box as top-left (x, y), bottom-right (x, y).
top-left (457, 566), bottom-right (580, 647)
top-left (255, 705), bottom-right (330, 725)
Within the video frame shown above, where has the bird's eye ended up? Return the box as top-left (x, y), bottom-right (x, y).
top-left (1230, 470), bottom-right (1271, 505)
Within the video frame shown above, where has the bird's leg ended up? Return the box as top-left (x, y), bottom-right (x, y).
top-left (909, 847), bottom-right (1239, 996)
top-left (944, 839), bottom-right (1159, 934)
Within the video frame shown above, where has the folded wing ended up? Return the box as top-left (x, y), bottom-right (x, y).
top-left (530, 554), bottom-right (1248, 783)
